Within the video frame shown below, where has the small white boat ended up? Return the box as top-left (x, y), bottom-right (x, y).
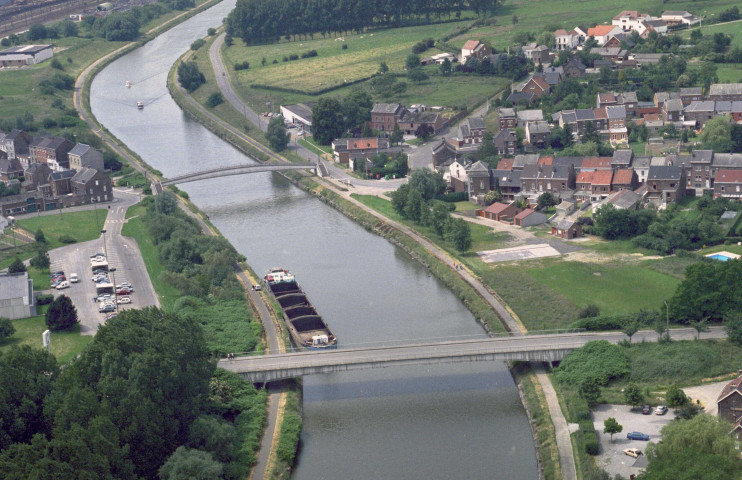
top-left (125, 80), bottom-right (131, 88)
top-left (136, 101), bottom-right (143, 109)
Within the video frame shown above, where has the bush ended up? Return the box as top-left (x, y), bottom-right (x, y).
top-left (583, 434), bottom-right (600, 455)
top-left (45, 295), bottom-right (78, 331)
top-left (8, 257), bottom-right (26, 274)
top-left (177, 61), bottom-right (205, 92)
top-left (190, 38), bottom-right (205, 50)
top-left (36, 294), bottom-right (54, 305)
top-left (341, 43), bottom-right (347, 50)
top-left (300, 49), bottom-right (317, 58)
top-left (58, 235), bottom-right (76, 244)
top-left (665, 385), bottom-right (689, 407)
top-left (0, 317), bottom-right (15, 340)
top-left (579, 304), bottom-right (600, 319)
top-left (435, 191), bottom-right (468, 203)
top-left (234, 61), bottom-right (249, 70)
top-left (288, 54), bottom-right (298, 61)
top-left (30, 250), bottom-right (50, 269)
top-left (206, 92), bottom-right (224, 108)
top-left (570, 314), bottom-right (630, 331)
top-left (555, 340), bottom-right (630, 386)
top-left (207, 27), bottom-right (216, 36)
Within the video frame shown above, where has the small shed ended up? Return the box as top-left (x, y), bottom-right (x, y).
top-left (514, 208), bottom-right (547, 227)
top-left (555, 200), bottom-right (576, 217)
top-left (479, 202), bottom-right (524, 223)
top-left (552, 219), bottom-right (582, 239)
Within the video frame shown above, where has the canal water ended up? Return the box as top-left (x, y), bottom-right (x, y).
top-left (90, 3), bottom-right (538, 478)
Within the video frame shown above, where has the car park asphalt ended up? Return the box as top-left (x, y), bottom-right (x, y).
top-left (48, 190), bottom-right (159, 335)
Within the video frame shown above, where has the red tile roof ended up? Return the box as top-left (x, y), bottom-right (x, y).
top-left (528, 76), bottom-right (550, 92)
top-left (497, 158), bottom-right (515, 170)
top-left (463, 40), bottom-right (481, 50)
top-left (554, 29), bottom-right (569, 36)
top-left (593, 107), bottom-right (608, 119)
top-left (717, 372), bottom-right (742, 403)
top-left (348, 138), bottom-right (379, 150)
top-left (514, 208), bottom-right (536, 220)
top-left (598, 93), bottom-right (616, 103)
top-left (538, 156), bottom-right (553, 166)
top-left (484, 202), bottom-right (512, 214)
top-left (588, 25), bottom-right (617, 37)
top-left (592, 169), bottom-right (614, 185)
top-left (716, 169), bottom-right (742, 184)
top-left (582, 157), bottom-right (612, 169)
top-left (577, 171), bottom-right (594, 184)
top-left (612, 168), bottom-right (634, 185)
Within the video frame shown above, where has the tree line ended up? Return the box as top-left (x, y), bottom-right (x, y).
top-left (225, 0), bottom-right (502, 45)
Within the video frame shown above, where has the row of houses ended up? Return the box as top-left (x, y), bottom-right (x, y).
top-left (0, 130), bottom-right (105, 172)
top-left (440, 149), bottom-right (742, 207)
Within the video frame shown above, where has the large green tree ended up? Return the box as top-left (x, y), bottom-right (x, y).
top-left (45, 295), bottom-right (78, 331)
top-left (668, 260), bottom-right (741, 323)
top-left (643, 414), bottom-right (742, 480)
top-left (177, 61), bottom-right (206, 92)
top-left (266, 115), bottom-right (290, 151)
top-left (159, 446), bottom-right (223, 480)
top-left (312, 98), bottom-right (344, 145)
top-left (408, 168), bottom-right (446, 201)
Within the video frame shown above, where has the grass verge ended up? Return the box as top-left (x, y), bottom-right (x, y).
top-left (17, 210), bottom-right (109, 249)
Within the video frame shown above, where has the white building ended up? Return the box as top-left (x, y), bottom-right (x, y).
top-left (0, 272), bottom-right (35, 320)
top-left (0, 45), bottom-right (53, 67)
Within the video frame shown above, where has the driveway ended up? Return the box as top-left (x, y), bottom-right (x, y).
top-left (591, 404), bottom-right (675, 479)
top-left (683, 380), bottom-right (728, 414)
top-left (48, 190), bottom-right (159, 335)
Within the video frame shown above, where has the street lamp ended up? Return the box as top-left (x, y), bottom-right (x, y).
top-left (100, 229), bottom-right (108, 259)
top-left (664, 300), bottom-right (670, 340)
top-left (109, 268), bottom-right (118, 312)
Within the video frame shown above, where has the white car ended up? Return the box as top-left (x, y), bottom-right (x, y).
top-left (90, 256), bottom-right (105, 263)
top-left (117, 296), bottom-right (131, 304)
top-left (69, 273), bottom-right (79, 283)
top-left (56, 281), bottom-right (70, 290)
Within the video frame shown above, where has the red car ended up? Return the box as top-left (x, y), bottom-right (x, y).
top-left (116, 288), bottom-right (132, 295)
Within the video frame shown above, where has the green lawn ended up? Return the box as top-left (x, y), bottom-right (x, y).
top-left (453, 201), bottom-right (480, 212)
top-left (1, 308), bottom-right (93, 365)
top-left (120, 205), bottom-right (180, 310)
top-left (17, 210), bottom-right (108, 249)
top-left (715, 64), bottom-right (742, 83)
top-left (580, 236), bottom-right (654, 255)
top-left (526, 261), bottom-right (680, 316)
top-left (298, 138), bottom-right (332, 157)
top-left (28, 265), bottom-right (51, 291)
top-left (352, 194), bottom-right (510, 252)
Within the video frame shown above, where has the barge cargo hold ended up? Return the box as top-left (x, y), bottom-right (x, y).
top-left (264, 268), bottom-right (337, 350)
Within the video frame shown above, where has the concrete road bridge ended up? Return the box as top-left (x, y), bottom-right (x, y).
top-left (157, 163), bottom-right (316, 188)
top-left (218, 327), bottom-right (725, 383)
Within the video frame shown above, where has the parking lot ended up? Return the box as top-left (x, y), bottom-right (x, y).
top-left (48, 191), bottom-right (158, 335)
top-left (591, 404), bottom-right (675, 478)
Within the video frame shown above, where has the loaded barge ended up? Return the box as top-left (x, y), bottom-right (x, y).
top-left (264, 268), bottom-right (338, 350)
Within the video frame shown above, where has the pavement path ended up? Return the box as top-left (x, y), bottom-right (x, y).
top-left (535, 364), bottom-right (577, 480)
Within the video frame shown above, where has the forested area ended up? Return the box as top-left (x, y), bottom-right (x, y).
top-left (225, 0), bottom-right (502, 44)
top-left (0, 309), bottom-right (266, 479)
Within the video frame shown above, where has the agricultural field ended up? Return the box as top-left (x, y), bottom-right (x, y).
top-left (223, 19), bottom-right (510, 112)
top-left (448, 0), bottom-right (740, 50)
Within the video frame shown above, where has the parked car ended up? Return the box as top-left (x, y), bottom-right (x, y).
top-left (117, 296), bottom-right (131, 304)
top-left (99, 303), bottom-right (115, 313)
top-left (90, 252), bottom-right (104, 258)
top-left (116, 287), bottom-right (132, 295)
top-left (90, 256), bottom-right (105, 263)
top-left (252, 284), bottom-right (262, 291)
top-left (52, 271), bottom-right (65, 276)
top-left (94, 277), bottom-right (110, 284)
top-left (627, 432), bottom-right (650, 441)
top-left (655, 405), bottom-right (668, 415)
top-left (105, 312), bottom-right (118, 320)
top-left (116, 283), bottom-right (132, 289)
top-left (94, 295), bottom-right (114, 303)
top-left (56, 281), bottom-right (70, 290)
top-left (51, 280), bottom-right (62, 288)
top-left (623, 448), bottom-right (642, 458)
top-left (642, 405), bottom-right (652, 415)
top-left (69, 273), bottom-right (79, 283)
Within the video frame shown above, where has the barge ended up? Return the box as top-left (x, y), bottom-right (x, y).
top-left (264, 268), bottom-right (337, 350)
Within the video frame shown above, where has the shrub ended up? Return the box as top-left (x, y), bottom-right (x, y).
top-left (0, 317), bottom-right (15, 340)
top-left (8, 257), bottom-right (26, 274)
top-left (58, 235), bottom-right (76, 244)
top-left (665, 385), bottom-right (689, 407)
top-left (579, 304), bottom-right (600, 318)
top-left (570, 314), bottom-right (630, 331)
top-left (583, 434), bottom-right (600, 455)
top-left (190, 38), bottom-right (205, 50)
top-left (234, 61), bottom-right (249, 70)
top-left (206, 92), bottom-right (224, 108)
top-left (36, 294), bottom-right (54, 305)
top-left (341, 43), bottom-right (347, 50)
top-left (300, 49), bottom-right (317, 58)
top-left (288, 53), bottom-right (298, 61)
top-left (207, 27), bottom-right (216, 36)
top-left (30, 250), bottom-right (50, 269)
top-left (555, 340), bottom-right (630, 386)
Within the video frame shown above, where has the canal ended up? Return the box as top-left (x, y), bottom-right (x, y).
top-left (90, 3), bottom-right (538, 478)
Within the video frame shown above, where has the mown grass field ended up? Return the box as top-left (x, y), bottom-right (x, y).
top-left (449, 0), bottom-right (740, 50)
top-left (1, 306), bottom-right (93, 364)
top-left (17, 210), bottom-right (108, 249)
top-left (525, 260), bottom-right (680, 316)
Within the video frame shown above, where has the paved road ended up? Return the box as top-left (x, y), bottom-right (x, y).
top-left (48, 190), bottom-right (159, 335)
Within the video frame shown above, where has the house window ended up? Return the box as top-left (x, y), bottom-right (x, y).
top-left (721, 186), bottom-right (725, 191)
top-left (695, 166), bottom-right (701, 171)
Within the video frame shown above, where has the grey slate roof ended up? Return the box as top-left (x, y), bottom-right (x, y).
top-left (712, 154), bottom-right (742, 169)
top-left (647, 165), bottom-right (681, 181)
top-left (553, 156), bottom-right (583, 169)
top-left (527, 121), bottom-right (551, 134)
top-left (632, 156), bottom-right (651, 168)
top-left (371, 103), bottom-right (403, 114)
top-left (466, 117), bottom-right (485, 130)
top-left (468, 161), bottom-right (490, 177)
top-left (613, 150), bottom-right (633, 166)
top-left (664, 98), bottom-right (683, 112)
top-left (556, 219), bottom-right (576, 230)
top-left (72, 168), bottom-right (98, 183)
top-left (575, 109), bottom-right (595, 121)
top-left (491, 169), bottom-right (521, 187)
top-left (0, 272), bottom-right (29, 300)
top-left (507, 92), bottom-right (535, 104)
top-left (708, 83), bottom-right (742, 97)
top-left (498, 107), bottom-right (516, 118)
top-left (513, 154), bottom-right (540, 169)
top-left (50, 170), bottom-right (76, 181)
top-left (691, 150), bottom-right (713, 164)
top-left (606, 105), bottom-right (627, 119)
top-left (608, 189), bottom-right (641, 210)
top-left (685, 101), bottom-right (715, 113)
top-left (517, 110), bottom-right (544, 122)
top-left (0, 44), bottom-right (52, 55)
top-left (68, 143), bottom-right (93, 157)
top-left (679, 87), bottom-right (702, 96)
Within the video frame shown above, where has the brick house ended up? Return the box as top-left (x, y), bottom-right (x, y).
top-left (591, 170), bottom-right (614, 199)
top-left (679, 87), bottom-right (703, 105)
top-left (684, 101), bottom-right (717, 129)
top-left (520, 76), bottom-right (551, 99)
top-left (663, 98), bottom-right (684, 122)
top-left (457, 117), bottom-right (486, 145)
top-left (522, 43), bottom-right (550, 64)
top-left (576, 171), bottom-right (594, 200)
top-left (493, 129), bottom-right (517, 156)
top-left (717, 371), bottom-right (742, 440)
top-left (68, 143), bottom-right (104, 172)
top-left (0, 129), bottom-right (32, 161)
top-left (467, 161), bottom-right (492, 202)
top-left (0, 153), bottom-right (24, 183)
top-left (370, 103), bottom-right (406, 132)
top-left (612, 168), bottom-right (638, 191)
top-left (689, 149), bottom-right (713, 195)
top-left (708, 83), bottom-right (742, 102)
top-left (49, 170), bottom-right (75, 197)
top-left (22, 162), bottom-right (52, 192)
top-left (461, 40), bottom-right (491, 63)
top-left (525, 121), bottom-right (551, 149)
top-left (29, 136), bottom-right (74, 171)
top-left (563, 57), bottom-right (587, 77)
top-left (646, 165), bottom-right (686, 203)
top-left (71, 168), bottom-right (113, 203)
top-left (498, 107), bottom-right (517, 130)
top-left (714, 170), bottom-right (742, 199)
top-left (480, 201), bottom-right (524, 222)
top-left (552, 219), bottom-right (582, 239)
top-left (332, 137), bottom-right (394, 165)
top-left (491, 169), bottom-right (522, 200)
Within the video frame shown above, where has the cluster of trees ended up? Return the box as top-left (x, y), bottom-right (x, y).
top-left (590, 204), bottom-right (656, 240)
top-left (0, 308), bottom-right (265, 479)
top-left (82, 0), bottom-right (194, 41)
top-left (461, 53), bottom-right (530, 80)
top-left (697, 116), bottom-right (742, 153)
top-left (311, 90), bottom-right (373, 145)
top-left (226, 0), bottom-right (502, 44)
top-left (352, 152), bottom-right (408, 178)
top-left (390, 170), bottom-right (472, 252)
top-left (266, 115), bottom-right (290, 151)
top-left (668, 257), bottom-right (741, 325)
top-left (139, 193), bottom-right (260, 355)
